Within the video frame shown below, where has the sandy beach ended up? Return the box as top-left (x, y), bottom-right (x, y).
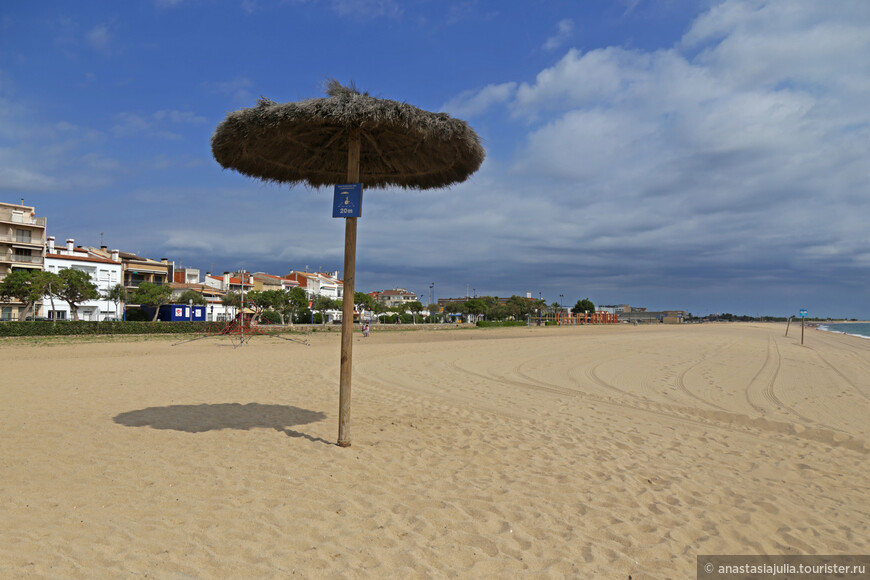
top-left (1, 323), bottom-right (868, 578)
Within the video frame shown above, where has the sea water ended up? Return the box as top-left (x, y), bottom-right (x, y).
top-left (819, 322), bottom-right (870, 340)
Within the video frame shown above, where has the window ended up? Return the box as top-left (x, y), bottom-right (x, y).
top-left (49, 310), bottom-right (67, 320)
top-left (1, 307), bottom-right (12, 320)
top-left (13, 248), bottom-right (32, 263)
top-left (15, 229), bottom-right (31, 243)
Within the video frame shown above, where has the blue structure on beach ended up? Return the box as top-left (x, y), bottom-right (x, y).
top-left (140, 304), bottom-right (206, 321)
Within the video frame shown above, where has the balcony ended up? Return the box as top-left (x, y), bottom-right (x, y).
top-left (124, 279), bottom-right (167, 288)
top-left (0, 254), bottom-right (44, 265)
top-left (0, 233), bottom-right (45, 245)
top-left (0, 212), bottom-right (46, 227)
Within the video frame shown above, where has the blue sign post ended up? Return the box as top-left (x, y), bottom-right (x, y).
top-left (333, 183), bottom-right (363, 218)
top-left (799, 308), bottom-right (808, 318)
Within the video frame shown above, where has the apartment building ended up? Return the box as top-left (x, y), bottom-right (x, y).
top-left (92, 249), bottom-right (171, 292)
top-left (0, 201), bottom-right (47, 320)
top-left (44, 237), bottom-right (123, 321)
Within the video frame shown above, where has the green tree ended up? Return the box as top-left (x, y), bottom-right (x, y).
top-left (572, 298), bottom-right (595, 315)
top-left (505, 295), bottom-right (536, 320)
top-left (222, 291), bottom-right (241, 309)
top-left (42, 271), bottom-right (63, 320)
top-left (464, 298), bottom-right (487, 321)
top-left (283, 287), bottom-right (308, 324)
top-left (354, 291), bottom-right (375, 311)
top-left (257, 289), bottom-right (291, 324)
top-left (105, 283), bottom-right (128, 319)
top-left (407, 300), bottom-right (423, 323)
top-left (54, 269), bottom-right (100, 321)
top-left (243, 290), bottom-right (270, 323)
top-left (260, 310), bottom-right (282, 324)
top-left (488, 304), bottom-right (511, 321)
top-left (443, 301), bottom-right (466, 321)
top-left (177, 289), bottom-right (207, 306)
top-left (0, 269), bottom-right (57, 320)
top-left (313, 295), bottom-right (337, 324)
top-left (131, 281), bottom-right (173, 321)
top-left (371, 300), bottom-right (388, 322)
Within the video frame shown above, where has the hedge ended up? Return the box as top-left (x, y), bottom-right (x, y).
top-left (476, 320), bottom-right (527, 328)
top-left (0, 320), bottom-right (232, 337)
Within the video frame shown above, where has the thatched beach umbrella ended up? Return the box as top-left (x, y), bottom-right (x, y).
top-left (212, 81), bottom-right (485, 447)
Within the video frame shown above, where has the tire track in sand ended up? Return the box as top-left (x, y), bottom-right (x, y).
top-left (745, 334), bottom-right (828, 426)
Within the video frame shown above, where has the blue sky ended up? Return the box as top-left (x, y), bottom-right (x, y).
top-left (2, 0), bottom-right (868, 318)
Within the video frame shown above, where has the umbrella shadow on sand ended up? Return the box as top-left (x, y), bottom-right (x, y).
top-left (114, 403), bottom-right (331, 445)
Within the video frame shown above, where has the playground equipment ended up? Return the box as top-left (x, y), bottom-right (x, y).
top-left (172, 313), bottom-right (310, 349)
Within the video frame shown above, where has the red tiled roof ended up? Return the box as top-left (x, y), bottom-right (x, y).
top-left (207, 275), bottom-right (252, 286)
top-left (45, 253), bottom-right (120, 265)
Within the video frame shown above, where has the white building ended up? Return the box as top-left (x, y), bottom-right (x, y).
top-left (43, 237), bottom-right (123, 321)
top-left (283, 270), bottom-right (343, 301)
top-left (204, 272), bottom-right (254, 294)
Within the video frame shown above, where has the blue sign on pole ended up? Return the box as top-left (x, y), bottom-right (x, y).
top-left (333, 183), bottom-right (363, 218)
top-left (799, 308), bottom-right (808, 318)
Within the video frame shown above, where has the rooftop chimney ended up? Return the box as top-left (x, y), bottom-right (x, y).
top-left (47, 236), bottom-right (55, 253)
top-left (223, 272), bottom-right (231, 290)
top-left (101, 245), bottom-right (108, 252)
top-left (111, 249), bottom-right (120, 262)
top-left (66, 238), bottom-right (74, 252)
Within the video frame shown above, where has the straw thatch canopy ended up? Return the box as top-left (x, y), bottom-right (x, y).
top-left (211, 81), bottom-right (485, 190)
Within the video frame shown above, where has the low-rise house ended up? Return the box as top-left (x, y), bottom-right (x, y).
top-left (88, 247), bottom-right (172, 292)
top-left (252, 272), bottom-right (299, 292)
top-left (174, 268), bottom-right (201, 284)
top-left (204, 272), bottom-right (254, 294)
top-left (43, 237), bottom-right (123, 321)
top-left (284, 270), bottom-right (342, 300)
top-left (370, 288), bottom-right (418, 308)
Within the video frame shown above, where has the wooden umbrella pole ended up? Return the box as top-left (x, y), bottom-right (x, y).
top-left (338, 128), bottom-right (361, 447)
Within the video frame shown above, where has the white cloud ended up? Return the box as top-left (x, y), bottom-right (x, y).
top-left (0, 151), bottom-right (58, 191)
top-left (152, 110), bottom-right (208, 124)
top-left (441, 82), bottom-right (517, 118)
top-left (205, 76), bottom-right (256, 104)
top-left (112, 109), bottom-right (206, 140)
top-left (330, 0), bottom-right (401, 19)
top-left (486, 0), bottom-right (870, 289)
top-left (86, 25), bottom-right (111, 52)
top-left (543, 18), bottom-right (574, 51)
